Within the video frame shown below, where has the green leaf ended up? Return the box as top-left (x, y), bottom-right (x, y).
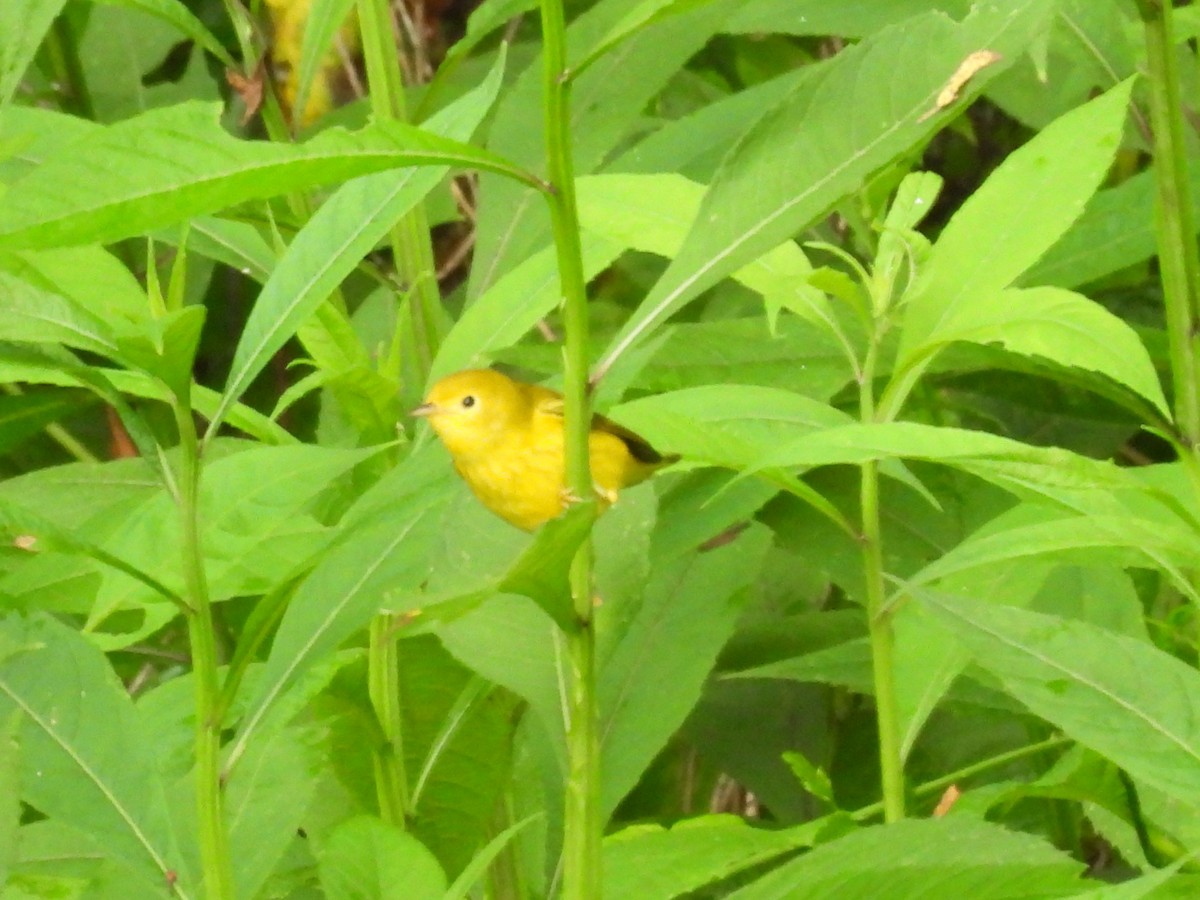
top-left (1023, 165), bottom-right (1183, 289)
top-left (318, 816), bottom-right (446, 900)
top-left (625, 317), bottom-right (853, 401)
top-left (612, 385), bottom-right (863, 532)
top-left (0, 493), bottom-right (183, 608)
top-left (916, 591), bottom-right (1200, 805)
top-left (0, 711), bottom-right (19, 885)
top-left (111, 305), bottom-right (206, 398)
top-left (157, 217), bottom-right (276, 284)
top-left (651, 470), bottom-right (776, 562)
top-left (603, 815), bottom-right (825, 900)
top-left (0, 389), bottom-right (94, 456)
top-left (432, 234), bottom-right (622, 380)
top-left (0, 613), bottom-right (185, 892)
top-left (985, 0), bottom-right (1135, 131)
top-left (0, 452), bottom-right (160, 528)
top-left (731, 638), bottom-right (874, 693)
top-left (76, 1), bottom-right (220, 122)
top-left (228, 451), bottom-right (454, 773)
top-left (574, 0), bottom-right (721, 78)
top-left (873, 170), bottom-right (943, 298)
top-left (781, 750), bottom-right (835, 806)
top-left (468, 0), bottom-right (735, 296)
top-left (435, 594), bottom-right (566, 764)
top-left (745, 421), bottom-right (1142, 514)
top-left (196, 443), bottom-right (382, 598)
top-left (1069, 860), bottom-right (1192, 899)
top-left (726, 817), bottom-right (1084, 899)
top-left (289, 0), bottom-right (357, 124)
top-left (0, 271), bottom-right (120, 357)
top-left (0, 106), bottom-right (97, 182)
top-left (916, 285), bottom-right (1168, 417)
top-left (435, 172), bottom-right (826, 384)
top-left (425, 0), bottom-right (536, 114)
top-left (599, 0), bottom-right (1050, 373)
top-left (498, 501), bottom-right (596, 632)
top-left (6, 820), bottom-right (109, 887)
top-left (0, 344), bottom-right (294, 446)
top-left (897, 79), bottom-right (1134, 371)
top-left (612, 385), bottom-right (856, 470)
top-left (0, 101), bottom-right (538, 251)
top-left (599, 525), bottom-right (771, 815)
top-left (399, 639), bottom-right (521, 879)
top-left (610, 66), bottom-right (810, 181)
top-left (906, 511), bottom-right (1200, 604)
top-left (0, 0), bottom-right (68, 105)
top-left (225, 725), bottom-right (320, 900)
top-left (61, 443), bottom-right (377, 630)
top-left (1, 246), bottom-right (149, 321)
top-left (209, 50), bottom-right (507, 434)
top-left (89, 0), bottom-right (235, 66)
top-left (443, 813), bottom-right (540, 900)
top-left (107, 368), bottom-right (294, 445)
top-left (725, 0), bottom-right (974, 37)
top-left (0, 344), bottom-right (169, 475)
top-left (577, 173), bottom-right (827, 331)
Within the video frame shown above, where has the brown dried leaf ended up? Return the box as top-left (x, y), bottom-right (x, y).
top-left (932, 784), bottom-right (962, 817)
top-left (918, 50), bottom-right (1003, 122)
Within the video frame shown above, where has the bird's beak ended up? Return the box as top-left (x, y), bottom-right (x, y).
top-left (409, 402), bottom-right (436, 418)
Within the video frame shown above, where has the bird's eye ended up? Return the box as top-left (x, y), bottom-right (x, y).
top-left (461, 395), bottom-right (476, 408)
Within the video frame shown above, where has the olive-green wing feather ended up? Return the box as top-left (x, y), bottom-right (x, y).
top-left (592, 412), bottom-right (678, 465)
top-left (532, 390), bottom-right (679, 467)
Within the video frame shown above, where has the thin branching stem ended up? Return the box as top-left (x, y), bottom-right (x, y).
top-left (358, 0), bottom-right (444, 387)
top-left (369, 614), bottom-right (410, 826)
top-left (851, 735), bottom-right (1071, 822)
top-left (858, 332), bottom-right (904, 822)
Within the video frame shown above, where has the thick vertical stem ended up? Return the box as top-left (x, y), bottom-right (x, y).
top-left (369, 615), bottom-right (410, 826)
top-left (174, 405), bottom-right (234, 900)
top-left (538, 0), bottom-right (600, 895)
top-left (1140, 0), bottom-right (1200, 447)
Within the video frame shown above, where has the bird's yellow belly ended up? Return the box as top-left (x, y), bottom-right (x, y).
top-left (455, 431), bottom-right (633, 531)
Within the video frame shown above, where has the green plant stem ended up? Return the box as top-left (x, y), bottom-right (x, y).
top-left (850, 735), bottom-right (1071, 822)
top-left (358, 0), bottom-right (444, 386)
top-left (538, 0), bottom-right (600, 894)
top-left (859, 337), bottom-right (904, 823)
top-left (861, 459), bottom-right (904, 822)
top-left (562, 553), bottom-right (600, 899)
top-left (369, 614), bottom-right (410, 826)
top-left (1140, 0), bottom-right (1200, 449)
top-left (173, 402), bottom-right (234, 900)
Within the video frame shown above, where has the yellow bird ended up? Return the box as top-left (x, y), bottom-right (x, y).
top-left (411, 369), bottom-right (678, 531)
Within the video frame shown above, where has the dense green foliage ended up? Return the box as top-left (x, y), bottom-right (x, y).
top-left (2, 0), bottom-right (1200, 897)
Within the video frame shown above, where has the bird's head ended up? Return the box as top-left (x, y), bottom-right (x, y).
top-left (411, 369), bottom-right (525, 459)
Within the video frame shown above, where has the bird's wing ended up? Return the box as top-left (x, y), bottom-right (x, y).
top-left (532, 389), bottom-right (675, 466)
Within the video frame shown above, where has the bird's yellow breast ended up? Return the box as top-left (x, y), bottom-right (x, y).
top-left (452, 410), bottom-right (651, 531)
